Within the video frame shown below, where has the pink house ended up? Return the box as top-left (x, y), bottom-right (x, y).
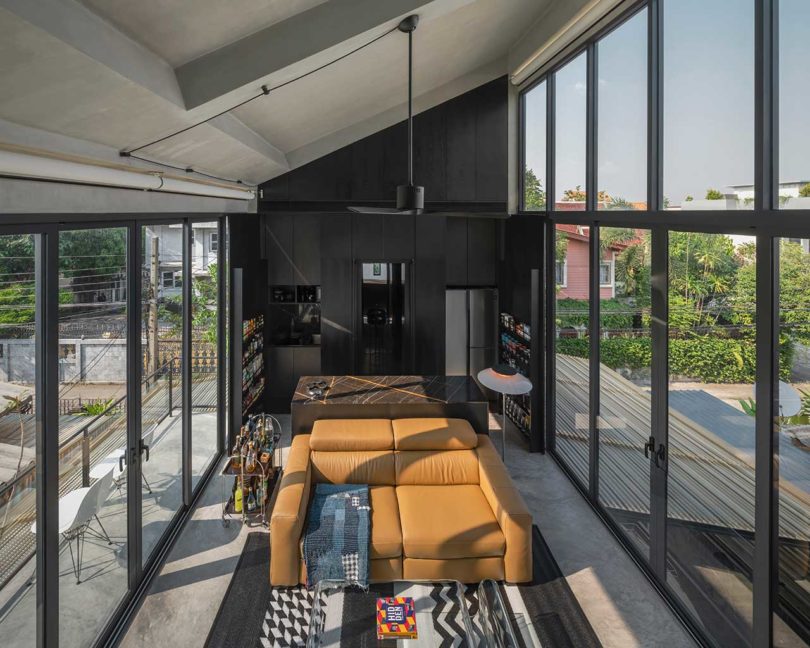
top-left (555, 222), bottom-right (628, 300)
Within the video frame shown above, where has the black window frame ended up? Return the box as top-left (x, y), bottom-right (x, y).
top-left (517, 0), bottom-right (794, 646)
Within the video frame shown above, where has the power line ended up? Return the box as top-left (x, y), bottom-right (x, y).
top-left (120, 24), bottom-right (400, 184)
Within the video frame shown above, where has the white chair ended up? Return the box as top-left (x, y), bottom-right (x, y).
top-left (90, 429), bottom-right (156, 495)
top-left (30, 467), bottom-right (116, 584)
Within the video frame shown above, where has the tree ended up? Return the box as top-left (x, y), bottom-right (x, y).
top-left (562, 186), bottom-right (586, 202)
top-left (799, 183), bottom-right (810, 198)
top-left (668, 232), bottom-right (739, 325)
top-left (605, 196), bottom-right (636, 210)
top-left (524, 168), bottom-right (546, 210)
top-left (705, 188), bottom-right (724, 200)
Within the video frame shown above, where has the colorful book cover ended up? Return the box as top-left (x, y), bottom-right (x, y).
top-left (376, 597), bottom-right (417, 640)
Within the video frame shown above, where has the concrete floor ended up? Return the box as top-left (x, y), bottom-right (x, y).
top-left (0, 408), bottom-right (217, 648)
top-left (120, 413), bottom-right (696, 648)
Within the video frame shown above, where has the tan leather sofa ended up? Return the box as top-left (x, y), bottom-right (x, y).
top-left (270, 417), bottom-right (533, 586)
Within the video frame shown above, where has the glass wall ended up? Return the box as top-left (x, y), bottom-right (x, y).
top-left (597, 228), bottom-right (651, 555)
top-left (523, 81), bottom-right (547, 211)
top-left (779, 0), bottom-right (810, 209)
top-left (776, 238), bottom-right (810, 645)
top-left (597, 8), bottom-right (647, 210)
top-left (58, 227), bottom-right (129, 647)
top-left (663, 0), bottom-right (754, 210)
top-left (554, 223), bottom-right (590, 485)
top-left (190, 222), bottom-right (219, 489)
top-left (0, 235), bottom-right (38, 646)
top-left (666, 232), bottom-right (756, 645)
top-left (554, 53), bottom-right (587, 210)
top-left (140, 224), bottom-right (184, 563)
top-left (522, 1), bottom-right (810, 644)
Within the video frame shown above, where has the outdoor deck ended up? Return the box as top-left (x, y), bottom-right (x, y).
top-left (555, 354), bottom-right (810, 540)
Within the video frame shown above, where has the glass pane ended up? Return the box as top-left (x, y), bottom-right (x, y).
top-left (554, 223), bottom-right (590, 485)
top-left (554, 53), bottom-right (587, 210)
top-left (191, 222), bottom-right (219, 490)
top-left (141, 225), bottom-right (184, 563)
top-left (663, 0), bottom-right (754, 210)
top-left (776, 238), bottom-right (810, 644)
top-left (666, 232), bottom-right (755, 645)
top-left (0, 234), bottom-right (37, 645)
top-left (58, 228), bottom-right (129, 646)
top-left (598, 228), bottom-right (651, 557)
top-left (779, 0), bottom-right (810, 210)
top-left (523, 81), bottom-right (547, 211)
top-left (597, 9), bottom-right (648, 210)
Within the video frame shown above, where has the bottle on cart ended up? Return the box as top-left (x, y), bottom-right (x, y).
top-left (246, 485), bottom-right (257, 512)
top-left (234, 478), bottom-right (243, 513)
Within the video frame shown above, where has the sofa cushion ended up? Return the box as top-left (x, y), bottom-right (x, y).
top-left (368, 486), bottom-right (403, 559)
top-left (396, 485), bottom-right (505, 560)
top-left (392, 418), bottom-right (478, 450)
top-left (395, 450), bottom-right (480, 485)
top-left (311, 450), bottom-right (395, 485)
top-left (310, 419), bottom-right (394, 451)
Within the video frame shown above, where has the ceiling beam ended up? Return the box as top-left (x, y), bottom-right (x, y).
top-left (175, 0), bottom-right (474, 110)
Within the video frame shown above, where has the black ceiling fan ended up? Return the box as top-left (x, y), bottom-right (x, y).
top-left (349, 15), bottom-right (504, 218)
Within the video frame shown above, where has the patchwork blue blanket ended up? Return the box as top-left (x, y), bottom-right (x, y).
top-left (303, 484), bottom-right (370, 588)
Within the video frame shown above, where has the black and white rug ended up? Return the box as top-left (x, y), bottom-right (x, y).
top-left (206, 527), bottom-right (601, 648)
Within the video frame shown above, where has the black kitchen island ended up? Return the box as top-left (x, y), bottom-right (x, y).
top-left (290, 375), bottom-right (489, 436)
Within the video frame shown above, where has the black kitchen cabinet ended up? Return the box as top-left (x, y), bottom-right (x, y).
top-left (293, 214), bottom-right (321, 284)
top-left (446, 217), bottom-right (468, 286)
top-left (265, 213), bottom-right (294, 285)
top-left (467, 217), bottom-right (498, 286)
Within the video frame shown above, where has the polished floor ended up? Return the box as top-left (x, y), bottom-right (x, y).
top-left (0, 408), bottom-right (217, 648)
top-left (120, 414), bottom-right (696, 648)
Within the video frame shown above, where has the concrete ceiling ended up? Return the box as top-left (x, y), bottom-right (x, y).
top-left (0, 0), bottom-right (559, 187)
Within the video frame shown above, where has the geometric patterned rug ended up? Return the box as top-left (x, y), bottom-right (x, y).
top-left (207, 527), bottom-right (602, 648)
top-left (257, 581), bottom-right (523, 647)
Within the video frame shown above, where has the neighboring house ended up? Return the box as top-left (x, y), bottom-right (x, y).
top-left (555, 224), bottom-right (629, 300)
top-left (143, 223), bottom-right (219, 297)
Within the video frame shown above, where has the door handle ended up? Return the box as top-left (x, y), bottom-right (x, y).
top-left (643, 436), bottom-right (655, 459)
top-left (140, 440), bottom-right (150, 462)
top-left (654, 443), bottom-right (666, 469)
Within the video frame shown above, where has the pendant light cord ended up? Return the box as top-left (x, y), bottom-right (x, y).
top-left (119, 24), bottom-right (400, 184)
top-left (407, 29), bottom-right (413, 187)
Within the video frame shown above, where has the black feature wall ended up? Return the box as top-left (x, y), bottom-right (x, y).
top-left (233, 76), bottom-right (510, 411)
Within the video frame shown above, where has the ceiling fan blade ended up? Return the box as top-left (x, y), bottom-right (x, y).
top-left (432, 211), bottom-right (509, 219)
top-left (348, 206), bottom-right (407, 215)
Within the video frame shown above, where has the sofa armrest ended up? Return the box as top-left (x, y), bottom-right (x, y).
top-left (476, 435), bottom-right (533, 583)
top-left (270, 434), bottom-right (312, 586)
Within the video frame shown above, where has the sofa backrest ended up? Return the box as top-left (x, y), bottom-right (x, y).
top-left (308, 417), bottom-right (480, 486)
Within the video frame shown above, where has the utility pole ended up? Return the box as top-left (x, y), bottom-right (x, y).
top-left (148, 236), bottom-right (160, 382)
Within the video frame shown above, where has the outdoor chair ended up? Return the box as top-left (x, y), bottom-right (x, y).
top-left (30, 467), bottom-right (116, 584)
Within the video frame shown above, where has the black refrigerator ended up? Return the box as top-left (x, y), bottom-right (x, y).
top-left (445, 288), bottom-right (498, 397)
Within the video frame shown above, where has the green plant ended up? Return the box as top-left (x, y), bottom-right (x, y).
top-left (685, 195), bottom-right (694, 202)
top-left (705, 188), bottom-right (724, 200)
top-left (799, 183), bottom-right (810, 198)
top-left (605, 197), bottom-right (636, 210)
top-left (739, 398), bottom-right (756, 417)
top-left (79, 399), bottom-right (115, 416)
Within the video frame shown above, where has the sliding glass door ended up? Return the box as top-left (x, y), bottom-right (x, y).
top-left (140, 224), bottom-right (184, 564)
top-left (0, 233), bottom-right (40, 647)
top-left (57, 226), bottom-right (130, 647)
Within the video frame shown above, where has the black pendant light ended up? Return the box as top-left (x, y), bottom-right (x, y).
top-left (349, 15), bottom-right (505, 218)
top-left (350, 15), bottom-right (422, 215)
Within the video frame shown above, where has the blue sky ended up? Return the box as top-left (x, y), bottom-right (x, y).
top-left (524, 0), bottom-right (809, 208)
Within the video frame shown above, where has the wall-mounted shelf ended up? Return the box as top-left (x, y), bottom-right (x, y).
top-left (499, 310), bottom-right (539, 446)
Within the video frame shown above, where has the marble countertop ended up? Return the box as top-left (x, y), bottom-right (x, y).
top-left (292, 375), bottom-right (486, 405)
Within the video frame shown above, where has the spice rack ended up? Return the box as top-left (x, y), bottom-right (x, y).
top-left (221, 413), bottom-right (281, 527)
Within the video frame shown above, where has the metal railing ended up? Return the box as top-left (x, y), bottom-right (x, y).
top-left (0, 356), bottom-right (218, 589)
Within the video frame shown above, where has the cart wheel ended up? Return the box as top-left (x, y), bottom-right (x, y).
top-left (222, 518), bottom-right (230, 528)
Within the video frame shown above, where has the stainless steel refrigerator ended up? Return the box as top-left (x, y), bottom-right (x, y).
top-left (446, 289), bottom-right (498, 397)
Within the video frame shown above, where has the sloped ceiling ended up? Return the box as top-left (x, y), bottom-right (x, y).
top-left (0, 0), bottom-right (556, 186)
